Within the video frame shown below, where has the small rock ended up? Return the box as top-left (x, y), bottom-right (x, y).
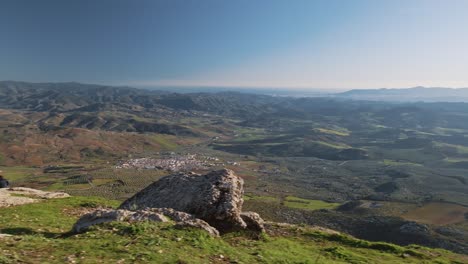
top-left (0, 234), bottom-right (12, 238)
top-left (240, 212), bottom-right (265, 232)
top-left (73, 208), bottom-right (220, 236)
top-left (174, 219), bottom-right (220, 237)
top-left (72, 209), bottom-right (167, 233)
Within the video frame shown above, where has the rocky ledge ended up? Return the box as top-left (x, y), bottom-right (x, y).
top-left (73, 169), bottom-right (264, 236)
top-left (0, 187), bottom-right (70, 207)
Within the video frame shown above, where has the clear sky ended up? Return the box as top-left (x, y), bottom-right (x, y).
top-left (1, 0), bottom-right (467, 90)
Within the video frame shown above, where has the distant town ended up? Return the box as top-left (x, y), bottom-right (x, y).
top-left (115, 153), bottom-right (239, 172)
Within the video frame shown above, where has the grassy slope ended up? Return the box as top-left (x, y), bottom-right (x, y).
top-left (0, 197), bottom-right (466, 264)
top-left (284, 196), bottom-right (340, 211)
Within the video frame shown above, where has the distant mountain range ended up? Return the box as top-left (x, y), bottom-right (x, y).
top-left (142, 85), bottom-right (468, 102)
top-left (335, 87), bottom-right (468, 102)
top-left (145, 85), bottom-right (468, 102)
top-left (4, 80), bottom-right (468, 104)
top-left (0, 80), bottom-right (285, 115)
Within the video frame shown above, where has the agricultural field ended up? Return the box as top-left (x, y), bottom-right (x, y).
top-left (284, 196), bottom-right (340, 211)
top-left (401, 203), bottom-right (468, 226)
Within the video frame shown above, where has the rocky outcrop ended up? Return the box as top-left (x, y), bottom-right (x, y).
top-left (119, 169), bottom-right (247, 232)
top-left (73, 208), bottom-right (219, 236)
top-left (74, 169), bottom-right (264, 236)
top-left (7, 187), bottom-right (70, 199)
top-left (73, 209), bottom-right (149, 232)
top-left (0, 187), bottom-right (70, 207)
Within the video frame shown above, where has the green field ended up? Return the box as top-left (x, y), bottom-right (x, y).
top-left (284, 196), bottom-right (340, 211)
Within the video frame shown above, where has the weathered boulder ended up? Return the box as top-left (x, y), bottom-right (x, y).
top-left (174, 219), bottom-right (220, 237)
top-left (119, 169), bottom-right (246, 232)
top-left (72, 209), bottom-right (167, 233)
top-left (0, 187), bottom-right (70, 208)
top-left (240, 212), bottom-right (265, 232)
top-left (7, 187), bottom-right (70, 199)
top-left (72, 208), bottom-right (219, 236)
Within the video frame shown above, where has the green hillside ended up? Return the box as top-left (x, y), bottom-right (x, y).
top-left (0, 197), bottom-right (465, 264)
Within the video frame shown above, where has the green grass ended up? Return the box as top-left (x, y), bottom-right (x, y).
top-left (284, 196), bottom-right (340, 211)
top-left (0, 197), bottom-right (119, 236)
top-left (0, 197), bottom-right (465, 263)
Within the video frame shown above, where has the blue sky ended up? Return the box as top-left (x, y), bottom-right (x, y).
top-left (1, 0), bottom-right (467, 90)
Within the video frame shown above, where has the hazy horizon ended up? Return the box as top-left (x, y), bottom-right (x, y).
top-left (5, 79), bottom-right (468, 94)
top-left (2, 0), bottom-right (468, 89)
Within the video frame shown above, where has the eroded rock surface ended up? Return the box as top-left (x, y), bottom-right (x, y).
top-left (241, 211), bottom-right (265, 232)
top-left (119, 169), bottom-right (247, 232)
top-left (174, 218), bottom-right (220, 237)
top-left (72, 208), bottom-right (219, 236)
top-left (0, 187), bottom-right (70, 207)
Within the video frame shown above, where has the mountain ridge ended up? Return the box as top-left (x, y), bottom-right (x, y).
top-left (336, 86), bottom-right (468, 102)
